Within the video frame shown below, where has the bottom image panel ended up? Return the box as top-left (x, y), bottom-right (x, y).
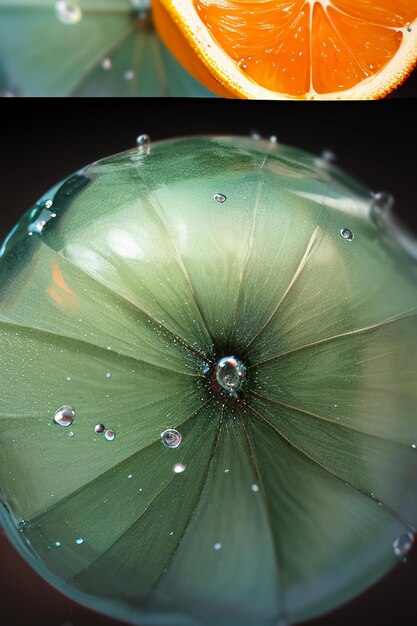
top-left (0, 99), bottom-right (416, 626)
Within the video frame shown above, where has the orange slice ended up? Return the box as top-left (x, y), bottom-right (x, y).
top-left (153, 0), bottom-right (417, 99)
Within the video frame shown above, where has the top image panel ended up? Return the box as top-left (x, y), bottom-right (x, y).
top-left (1, 0), bottom-right (416, 98)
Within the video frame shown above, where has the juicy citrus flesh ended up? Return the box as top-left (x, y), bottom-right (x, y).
top-left (191, 0), bottom-right (417, 97)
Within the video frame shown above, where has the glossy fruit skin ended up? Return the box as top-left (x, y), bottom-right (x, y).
top-left (0, 136), bottom-right (417, 626)
top-left (0, 0), bottom-right (213, 97)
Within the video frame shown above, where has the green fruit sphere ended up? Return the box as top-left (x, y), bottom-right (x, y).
top-left (0, 136), bottom-right (416, 626)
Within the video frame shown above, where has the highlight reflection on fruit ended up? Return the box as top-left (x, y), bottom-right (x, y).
top-left (153, 0), bottom-right (417, 99)
top-left (0, 0), bottom-right (213, 96)
top-left (0, 135), bottom-right (417, 626)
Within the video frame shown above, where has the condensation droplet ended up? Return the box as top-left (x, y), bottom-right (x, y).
top-left (104, 429), bottom-right (116, 441)
top-left (68, 431), bottom-right (74, 437)
top-left (269, 135), bottom-right (278, 144)
top-left (161, 429), bottom-right (182, 449)
top-left (128, 474), bottom-right (133, 479)
top-left (340, 228), bottom-right (354, 241)
top-left (106, 372), bottom-right (112, 379)
top-left (214, 193), bottom-right (227, 204)
top-left (28, 207), bottom-right (56, 235)
top-left (136, 133), bottom-right (151, 157)
top-left (55, 1), bottom-right (82, 24)
top-left (215, 356), bottom-right (245, 394)
top-left (75, 537), bottom-right (84, 545)
top-left (54, 540), bottom-right (61, 548)
top-left (251, 484), bottom-right (260, 492)
top-left (393, 532), bottom-right (414, 557)
top-left (371, 191), bottom-right (395, 214)
top-left (124, 69), bottom-right (134, 81)
top-left (101, 58), bottom-right (112, 70)
top-left (412, 443), bottom-right (416, 449)
top-left (53, 406), bottom-right (76, 427)
top-left (320, 149), bottom-right (336, 163)
top-left (95, 424), bottom-right (105, 434)
top-left (250, 131), bottom-right (261, 140)
top-left (173, 463), bottom-right (186, 474)
top-left (214, 542), bottom-right (222, 550)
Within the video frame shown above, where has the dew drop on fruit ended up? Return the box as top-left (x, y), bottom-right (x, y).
top-left (136, 134), bottom-right (150, 155)
top-left (104, 429), bottom-right (116, 441)
top-left (340, 228), bottom-right (354, 241)
top-left (393, 532), bottom-right (415, 557)
top-left (173, 463), bottom-right (186, 474)
top-left (94, 424), bottom-right (105, 434)
top-left (53, 406), bottom-right (76, 427)
top-left (75, 537), bottom-right (84, 545)
top-left (371, 191), bottom-right (395, 214)
top-left (161, 429), bottom-right (182, 448)
top-left (215, 356), bottom-right (245, 393)
top-left (55, 1), bottom-right (82, 24)
top-left (214, 193), bottom-right (227, 203)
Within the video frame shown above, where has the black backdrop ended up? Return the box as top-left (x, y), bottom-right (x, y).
top-left (0, 97), bottom-right (416, 626)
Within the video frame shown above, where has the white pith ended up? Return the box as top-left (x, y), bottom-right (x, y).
top-left (162, 0), bottom-right (417, 99)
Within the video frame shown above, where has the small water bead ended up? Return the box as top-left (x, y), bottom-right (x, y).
top-left (214, 543), bottom-right (222, 551)
top-left (106, 372), bottom-right (112, 379)
top-left (53, 406), bottom-right (76, 427)
top-left (75, 537), bottom-right (84, 545)
top-left (320, 149), bottom-right (336, 163)
top-left (54, 541), bottom-right (61, 548)
top-left (340, 228), bottom-right (354, 242)
top-left (269, 135), bottom-right (278, 144)
top-left (161, 429), bottom-right (182, 449)
top-left (124, 70), bottom-right (135, 81)
top-left (68, 431), bottom-right (74, 437)
top-left (101, 58), bottom-right (112, 71)
top-left (128, 474), bottom-right (133, 479)
top-left (173, 463), bottom-right (186, 474)
top-left (94, 424), bottom-right (105, 434)
top-left (393, 532), bottom-right (415, 557)
top-left (251, 484), bottom-right (260, 492)
top-left (412, 443), bottom-right (416, 449)
top-left (371, 191), bottom-right (395, 214)
top-left (214, 193), bottom-right (227, 204)
top-left (104, 429), bottom-right (116, 441)
top-left (28, 207), bottom-right (56, 235)
top-left (55, 1), bottom-right (82, 25)
top-left (136, 134), bottom-right (151, 156)
top-left (215, 356), bottom-right (246, 394)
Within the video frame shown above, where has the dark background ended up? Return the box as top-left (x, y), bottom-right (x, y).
top-left (0, 98), bottom-right (416, 626)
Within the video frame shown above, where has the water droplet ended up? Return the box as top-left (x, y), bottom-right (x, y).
top-left (173, 463), bottom-right (186, 474)
top-left (136, 133), bottom-right (151, 156)
top-left (371, 191), bottom-right (395, 213)
top-left (28, 207), bottom-right (56, 235)
top-left (106, 372), bottom-right (112, 379)
top-left (224, 469), bottom-right (230, 474)
top-left (214, 193), bottom-right (227, 204)
top-left (320, 149), bottom-right (336, 163)
top-left (68, 431), bottom-right (74, 437)
top-left (128, 474), bottom-right (133, 479)
top-left (250, 131), bottom-right (261, 140)
top-left (75, 537), bottom-right (84, 545)
top-left (45, 200), bottom-right (53, 209)
top-left (214, 542), bottom-right (222, 550)
top-left (94, 424), bottom-right (105, 434)
top-left (53, 406), bottom-right (76, 427)
top-left (269, 135), bottom-right (278, 144)
top-left (55, 1), bottom-right (82, 24)
top-left (393, 532), bottom-right (414, 557)
top-left (54, 540), bottom-right (61, 548)
top-left (215, 356), bottom-right (246, 394)
top-left (251, 484), bottom-right (260, 492)
top-left (161, 429), bottom-right (182, 449)
top-left (124, 69), bottom-right (135, 81)
top-left (412, 443), bottom-right (416, 449)
top-left (104, 429), bottom-right (116, 441)
top-left (101, 58), bottom-right (112, 70)
top-left (340, 228), bottom-right (354, 242)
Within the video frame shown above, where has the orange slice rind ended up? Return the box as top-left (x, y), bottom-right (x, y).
top-left (153, 0), bottom-right (417, 99)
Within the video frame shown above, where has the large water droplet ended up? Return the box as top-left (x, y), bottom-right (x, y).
top-left (215, 356), bottom-right (245, 394)
top-left (104, 429), bottom-right (116, 442)
top-left (94, 424), bottom-right (105, 434)
top-left (393, 532), bottom-right (414, 557)
top-left (161, 429), bottom-right (182, 449)
top-left (340, 228), bottom-right (354, 242)
top-left (53, 406), bottom-right (76, 427)
top-left (55, 1), bottom-right (82, 24)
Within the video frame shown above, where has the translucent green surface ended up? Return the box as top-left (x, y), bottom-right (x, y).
top-left (0, 136), bottom-right (417, 626)
top-left (0, 0), bottom-right (213, 96)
